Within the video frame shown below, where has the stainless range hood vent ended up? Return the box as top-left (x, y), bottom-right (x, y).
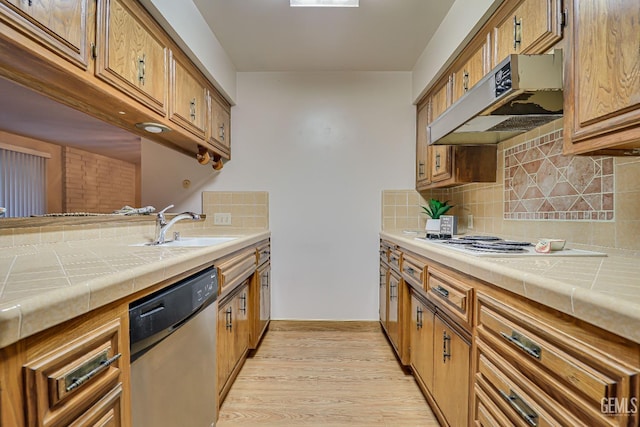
top-left (428, 50), bottom-right (563, 145)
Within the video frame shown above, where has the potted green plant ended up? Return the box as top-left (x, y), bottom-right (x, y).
top-left (421, 199), bottom-right (454, 236)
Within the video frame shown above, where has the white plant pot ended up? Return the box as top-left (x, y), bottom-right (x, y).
top-left (426, 218), bottom-right (441, 234)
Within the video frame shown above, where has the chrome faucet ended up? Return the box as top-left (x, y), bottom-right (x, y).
top-left (153, 204), bottom-right (201, 244)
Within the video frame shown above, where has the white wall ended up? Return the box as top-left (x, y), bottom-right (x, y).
top-left (411, 0), bottom-right (502, 102)
top-left (142, 72), bottom-right (415, 320)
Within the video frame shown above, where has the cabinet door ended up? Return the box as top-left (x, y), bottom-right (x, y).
top-left (96, 0), bottom-right (167, 115)
top-left (410, 294), bottom-right (434, 392)
top-left (416, 101), bottom-right (431, 189)
top-left (563, 0), bottom-right (640, 155)
top-left (379, 261), bottom-right (388, 327)
top-left (217, 299), bottom-right (234, 394)
top-left (233, 283), bottom-right (250, 367)
top-left (387, 270), bottom-right (401, 353)
top-left (493, 0), bottom-right (563, 66)
top-left (0, 0), bottom-right (89, 68)
top-left (430, 78), bottom-right (450, 122)
top-left (258, 263), bottom-right (271, 339)
top-left (430, 145), bottom-right (452, 183)
top-left (433, 315), bottom-right (470, 427)
top-left (452, 42), bottom-right (486, 103)
top-left (208, 91), bottom-right (231, 157)
top-left (169, 52), bottom-right (207, 139)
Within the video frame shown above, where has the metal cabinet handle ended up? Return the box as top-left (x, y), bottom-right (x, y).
top-left (499, 389), bottom-right (538, 427)
top-left (463, 70), bottom-right (469, 92)
top-left (389, 282), bottom-right (396, 300)
top-left (416, 307), bottom-right (423, 329)
top-left (262, 272), bottom-right (269, 288)
top-left (404, 266), bottom-right (415, 275)
top-left (435, 153), bottom-right (441, 170)
top-left (65, 351), bottom-right (122, 393)
top-left (443, 331), bottom-right (451, 362)
top-left (500, 331), bottom-right (541, 359)
top-left (513, 16), bottom-right (522, 49)
top-left (219, 123), bottom-right (225, 141)
top-left (138, 54), bottom-right (146, 85)
top-left (418, 161), bottom-right (425, 177)
top-left (433, 285), bottom-right (449, 299)
top-left (240, 293), bottom-right (247, 314)
top-left (190, 98), bottom-right (196, 121)
top-left (226, 306), bottom-right (233, 330)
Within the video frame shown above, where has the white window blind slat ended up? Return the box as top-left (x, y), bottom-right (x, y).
top-left (0, 147), bottom-right (47, 217)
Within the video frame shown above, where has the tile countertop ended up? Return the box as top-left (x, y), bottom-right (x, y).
top-left (0, 230), bottom-right (270, 349)
top-left (381, 231), bottom-right (640, 345)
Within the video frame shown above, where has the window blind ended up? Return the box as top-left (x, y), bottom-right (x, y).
top-left (0, 146), bottom-right (47, 218)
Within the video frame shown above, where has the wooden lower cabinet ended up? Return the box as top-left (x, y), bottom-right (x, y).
top-left (0, 303), bottom-right (129, 427)
top-left (410, 292), bottom-right (435, 392)
top-left (433, 315), bottom-right (471, 427)
top-left (383, 240), bottom-right (640, 427)
top-left (217, 280), bottom-right (251, 406)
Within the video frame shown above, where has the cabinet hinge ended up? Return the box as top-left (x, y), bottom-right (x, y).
top-left (91, 43), bottom-right (97, 59)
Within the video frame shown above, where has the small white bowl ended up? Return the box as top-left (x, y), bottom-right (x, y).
top-left (538, 238), bottom-right (566, 251)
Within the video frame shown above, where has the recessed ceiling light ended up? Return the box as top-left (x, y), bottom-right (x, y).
top-left (290, 0), bottom-right (359, 7)
top-left (135, 122), bottom-right (172, 134)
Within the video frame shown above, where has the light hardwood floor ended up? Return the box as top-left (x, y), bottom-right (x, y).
top-left (217, 321), bottom-right (440, 427)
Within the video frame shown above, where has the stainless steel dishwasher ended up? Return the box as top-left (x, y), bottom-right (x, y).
top-left (129, 266), bottom-right (218, 427)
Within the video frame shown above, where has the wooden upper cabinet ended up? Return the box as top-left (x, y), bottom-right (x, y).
top-left (208, 91), bottom-right (231, 158)
top-left (430, 77), bottom-right (450, 122)
top-left (430, 145), bottom-right (452, 183)
top-left (96, 0), bottom-right (167, 115)
top-left (492, 0), bottom-right (563, 67)
top-left (0, 0), bottom-right (89, 68)
top-left (416, 101), bottom-right (430, 188)
top-left (452, 38), bottom-right (487, 104)
top-left (563, 0), bottom-right (640, 155)
top-left (169, 51), bottom-right (207, 140)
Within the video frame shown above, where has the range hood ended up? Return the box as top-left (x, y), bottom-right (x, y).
top-left (428, 50), bottom-right (563, 145)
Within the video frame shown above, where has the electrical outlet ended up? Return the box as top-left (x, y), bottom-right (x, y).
top-left (467, 214), bottom-right (474, 230)
top-left (214, 213), bottom-right (232, 225)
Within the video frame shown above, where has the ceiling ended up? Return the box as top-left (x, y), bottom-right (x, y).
top-left (193, 0), bottom-right (456, 72)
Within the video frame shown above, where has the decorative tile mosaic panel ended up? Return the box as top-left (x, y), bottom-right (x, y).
top-left (504, 130), bottom-right (614, 221)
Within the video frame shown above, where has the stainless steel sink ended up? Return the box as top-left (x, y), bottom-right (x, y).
top-left (131, 236), bottom-right (238, 247)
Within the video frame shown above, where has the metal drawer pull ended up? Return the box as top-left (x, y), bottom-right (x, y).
top-left (513, 16), bottom-right (522, 49)
top-left (240, 293), bottom-right (247, 314)
top-left (499, 389), bottom-right (538, 427)
top-left (416, 307), bottom-right (423, 329)
top-left (500, 331), bottom-right (542, 359)
top-left (442, 331), bottom-right (451, 362)
top-left (65, 350), bottom-right (121, 392)
top-left (226, 307), bottom-right (233, 329)
top-left (404, 266), bottom-right (415, 275)
top-left (433, 285), bottom-right (449, 298)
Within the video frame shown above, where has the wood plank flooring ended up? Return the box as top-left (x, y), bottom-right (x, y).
top-left (217, 321), bottom-right (440, 427)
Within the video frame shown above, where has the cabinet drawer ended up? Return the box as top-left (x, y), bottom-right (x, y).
top-left (23, 320), bottom-right (123, 427)
top-left (477, 293), bottom-right (639, 425)
top-left (256, 241), bottom-right (271, 267)
top-left (401, 252), bottom-right (427, 289)
top-left (474, 383), bottom-right (515, 427)
top-left (388, 248), bottom-right (401, 272)
top-left (218, 247), bottom-right (257, 292)
top-left (427, 266), bottom-right (473, 327)
top-left (476, 342), bottom-right (582, 426)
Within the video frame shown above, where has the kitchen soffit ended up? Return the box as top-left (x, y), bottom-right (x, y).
top-left (192, 0), bottom-right (456, 72)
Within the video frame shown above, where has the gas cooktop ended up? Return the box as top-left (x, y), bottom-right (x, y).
top-left (414, 235), bottom-right (607, 257)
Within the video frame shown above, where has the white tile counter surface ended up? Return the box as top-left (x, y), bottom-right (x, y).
top-left (381, 231), bottom-right (640, 345)
top-left (0, 230), bottom-right (270, 348)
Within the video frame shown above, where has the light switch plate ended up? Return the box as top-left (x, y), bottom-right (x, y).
top-left (214, 213), bottom-right (232, 225)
